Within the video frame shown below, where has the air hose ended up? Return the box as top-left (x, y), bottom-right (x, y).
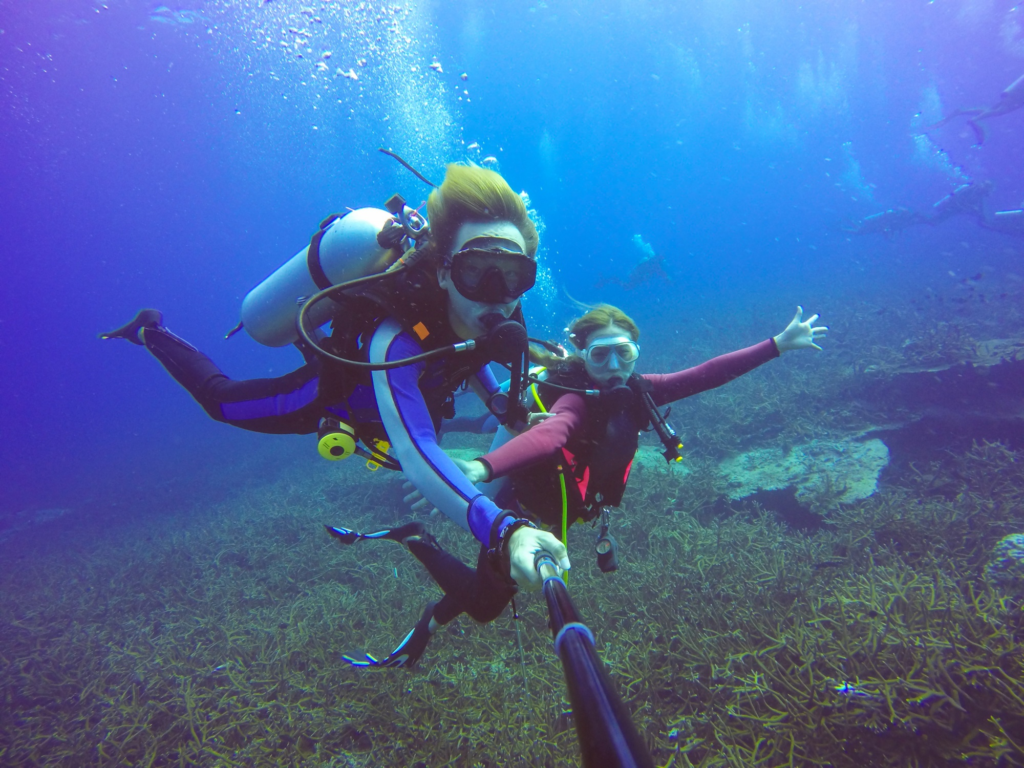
top-left (295, 268), bottom-right (477, 370)
top-left (530, 379), bottom-right (570, 583)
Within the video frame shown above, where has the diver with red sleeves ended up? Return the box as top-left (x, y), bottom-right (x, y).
top-left (330, 302), bottom-right (827, 666)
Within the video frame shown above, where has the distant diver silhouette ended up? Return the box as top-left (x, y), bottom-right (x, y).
top-left (925, 73), bottom-right (1024, 146)
top-left (928, 180), bottom-right (993, 226)
top-left (596, 253), bottom-right (670, 290)
top-left (983, 206), bottom-right (1024, 238)
top-left (843, 207), bottom-right (927, 239)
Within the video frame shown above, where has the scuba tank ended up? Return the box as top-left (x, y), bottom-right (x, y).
top-left (228, 148), bottom-right (536, 466)
top-left (236, 206), bottom-right (418, 348)
top-left (228, 189), bottom-right (427, 470)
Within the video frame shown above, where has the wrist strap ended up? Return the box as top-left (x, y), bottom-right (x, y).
top-left (488, 510), bottom-right (519, 550)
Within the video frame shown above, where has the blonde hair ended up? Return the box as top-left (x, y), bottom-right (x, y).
top-left (425, 164), bottom-right (539, 260)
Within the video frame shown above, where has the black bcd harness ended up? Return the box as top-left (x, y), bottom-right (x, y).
top-left (514, 368), bottom-right (682, 525)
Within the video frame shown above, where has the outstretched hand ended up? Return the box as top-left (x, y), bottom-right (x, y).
top-left (773, 306), bottom-right (828, 353)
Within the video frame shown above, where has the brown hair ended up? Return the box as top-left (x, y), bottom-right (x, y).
top-left (566, 304), bottom-right (640, 349)
top-left (424, 164), bottom-right (539, 262)
top-left (530, 304), bottom-right (640, 367)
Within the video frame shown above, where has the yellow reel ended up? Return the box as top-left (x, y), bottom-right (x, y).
top-left (318, 419), bottom-right (357, 461)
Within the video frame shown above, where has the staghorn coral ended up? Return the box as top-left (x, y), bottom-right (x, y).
top-left (2, 439), bottom-right (1024, 766)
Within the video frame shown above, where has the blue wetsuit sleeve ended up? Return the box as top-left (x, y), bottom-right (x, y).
top-left (473, 364), bottom-right (501, 396)
top-left (369, 319), bottom-right (508, 545)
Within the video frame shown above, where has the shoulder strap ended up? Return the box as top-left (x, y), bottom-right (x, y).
top-left (307, 213), bottom-right (347, 291)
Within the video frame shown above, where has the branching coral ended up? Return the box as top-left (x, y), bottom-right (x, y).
top-left (2, 438), bottom-right (1024, 766)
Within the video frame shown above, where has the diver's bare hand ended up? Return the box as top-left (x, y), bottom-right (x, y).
top-left (451, 457), bottom-right (491, 484)
top-left (773, 306), bottom-right (828, 353)
top-left (401, 482), bottom-right (440, 516)
top-left (526, 412), bottom-right (554, 429)
top-left (508, 527), bottom-right (570, 591)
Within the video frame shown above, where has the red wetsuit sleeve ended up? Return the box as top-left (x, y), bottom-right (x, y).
top-left (644, 338), bottom-right (779, 406)
top-left (479, 393), bottom-right (588, 479)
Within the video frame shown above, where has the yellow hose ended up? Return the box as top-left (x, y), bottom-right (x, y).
top-left (532, 380), bottom-right (568, 585)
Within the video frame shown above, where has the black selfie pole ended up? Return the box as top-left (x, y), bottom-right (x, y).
top-left (534, 552), bottom-right (654, 768)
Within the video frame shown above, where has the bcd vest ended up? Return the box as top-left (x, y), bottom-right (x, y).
top-left (511, 365), bottom-right (651, 526)
top-left (316, 265), bottom-right (520, 440)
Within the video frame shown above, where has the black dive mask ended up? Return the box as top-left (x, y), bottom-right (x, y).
top-left (447, 247), bottom-right (537, 304)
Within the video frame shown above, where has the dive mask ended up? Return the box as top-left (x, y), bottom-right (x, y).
top-left (446, 239), bottom-right (537, 304)
top-left (582, 338), bottom-right (640, 367)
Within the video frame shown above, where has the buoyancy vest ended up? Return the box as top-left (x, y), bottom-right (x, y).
top-left (511, 364), bottom-right (651, 526)
top-left (318, 265), bottom-right (524, 440)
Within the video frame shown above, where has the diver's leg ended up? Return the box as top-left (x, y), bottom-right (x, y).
top-left (967, 119), bottom-right (987, 146)
top-left (140, 327), bottom-right (226, 402)
top-left (104, 310), bottom-right (322, 431)
top-left (342, 538), bottom-right (513, 669)
top-left (336, 520), bottom-right (515, 670)
top-left (346, 530), bottom-right (484, 668)
top-left (100, 308), bottom-right (164, 345)
top-left (343, 600), bottom-right (439, 669)
top-left (327, 521), bottom-right (446, 668)
top-left (103, 309), bottom-right (227, 417)
top-left (379, 542), bottom-right (513, 667)
top-left (924, 107), bottom-right (984, 131)
top-left (461, 545), bottom-right (517, 623)
top-left (406, 534), bottom-right (479, 605)
top-left (405, 536), bottom-right (514, 622)
top-left (324, 521), bottom-right (425, 546)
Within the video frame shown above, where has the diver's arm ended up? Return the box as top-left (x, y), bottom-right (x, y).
top-left (477, 394), bottom-right (587, 479)
top-left (369, 319), bottom-right (510, 545)
top-left (645, 339), bottom-right (779, 406)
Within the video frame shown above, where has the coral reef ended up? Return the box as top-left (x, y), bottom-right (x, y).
top-left (987, 534), bottom-right (1024, 597)
top-left (717, 437), bottom-right (889, 511)
top-left (4, 293), bottom-right (1024, 766)
top-left (2, 438), bottom-right (1023, 766)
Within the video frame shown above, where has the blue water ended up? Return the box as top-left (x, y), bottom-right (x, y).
top-left (2, 0), bottom-right (1023, 520)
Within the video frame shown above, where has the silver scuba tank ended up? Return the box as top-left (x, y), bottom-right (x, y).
top-left (240, 207), bottom-right (401, 347)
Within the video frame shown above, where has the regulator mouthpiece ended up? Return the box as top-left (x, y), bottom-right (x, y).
top-left (484, 318), bottom-right (528, 362)
top-left (602, 384), bottom-right (634, 410)
top-left (480, 312), bottom-right (506, 331)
